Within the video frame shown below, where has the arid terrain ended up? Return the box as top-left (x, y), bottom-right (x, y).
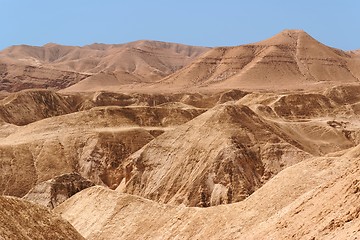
top-left (1, 30), bottom-right (360, 239)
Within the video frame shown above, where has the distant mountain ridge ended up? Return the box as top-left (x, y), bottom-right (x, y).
top-left (155, 30), bottom-right (360, 92)
top-left (1, 30), bottom-right (360, 93)
top-left (0, 40), bottom-right (209, 92)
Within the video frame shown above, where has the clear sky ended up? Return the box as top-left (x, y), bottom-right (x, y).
top-left (1, 0), bottom-right (359, 50)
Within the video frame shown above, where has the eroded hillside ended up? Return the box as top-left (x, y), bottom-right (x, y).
top-left (0, 41), bottom-right (209, 92)
top-left (0, 195), bottom-right (83, 239)
top-left (2, 30), bottom-right (360, 239)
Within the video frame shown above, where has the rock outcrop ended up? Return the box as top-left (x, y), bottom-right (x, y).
top-left (23, 173), bottom-right (95, 209)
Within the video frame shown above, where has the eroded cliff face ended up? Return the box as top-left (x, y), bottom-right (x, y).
top-left (2, 86), bottom-right (360, 207)
top-left (0, 63), bottom-right (89, 92)
top-left (0, 99), bottom-right (205, 197)
top-left (115, 104), bottom-right (311, 207)
top-left (111, 83), bottom-right (360, 207)
top-left (1, 84), bottom-right (360, 210)
top-left (23, 173), bottom-right (95, 209)
top-left (0, 90), bottom-right (74, 126)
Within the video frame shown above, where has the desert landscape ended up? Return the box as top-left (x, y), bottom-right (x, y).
top-left (1, 30), bottom-right (360, 239)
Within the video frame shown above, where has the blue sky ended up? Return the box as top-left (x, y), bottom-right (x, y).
top-left (1, 0), bottom-right (359, 50)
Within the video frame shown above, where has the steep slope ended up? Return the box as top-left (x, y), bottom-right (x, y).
top-left (0, 41), bottom-right (209, 92)
top-left (110, 86), bottom-right (360, 207)
top-left (23, 173), bottom-right (95, 209)
top-left (0, 105), bottom-right (204, 197)
top-left (55, 147), bottom-right (359, 239)
top-left (0, 196), bottom-right (84, 240)
top-left (0, 64), bottom-right (89, 92)
top-left (0, 89), bottom-right (74, 125)
top-left (114, 104), bottom-right (312, 207)
top-left (2, 87), bottom-right (360, 201)
top-left (156, 30), bottom-right (360, 91)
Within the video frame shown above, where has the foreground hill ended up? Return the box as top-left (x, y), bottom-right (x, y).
top-left (55, 144), bottom-right (360, 239)
top-left (0, 41), bottom-right (209, 92)
top-left (155, 30), bottom-right (360, 92)
top-left (0, 196), bottom-right (83, 239)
